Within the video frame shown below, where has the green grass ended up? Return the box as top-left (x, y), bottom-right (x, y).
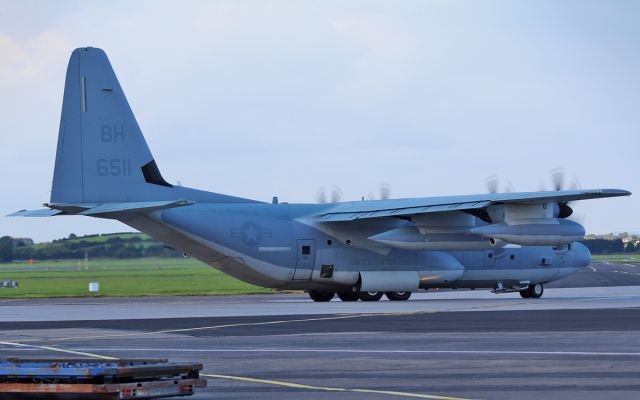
top-left (0, 258), bottom-right (273, 298)
top-left (5, 252), bottom-right (635, 299)
top-left (591, 253), bottom-right (640, 263)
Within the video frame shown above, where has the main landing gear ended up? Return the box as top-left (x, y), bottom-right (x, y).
top-left (385, 291), bottom-right (412, 301)
top-left (519, 283), bottom-right (544, 299)
top-left (358, 291), bottom-right (384, 301)
top-left (308, 290), bottom-right (335, 302)
top-left (308, 291), bottom-right (412, 302)
top-left (337, 291), bottom-right (359, 302)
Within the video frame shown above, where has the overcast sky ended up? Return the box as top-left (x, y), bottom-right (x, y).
top-left (1, 0), bottom-right (638, 242)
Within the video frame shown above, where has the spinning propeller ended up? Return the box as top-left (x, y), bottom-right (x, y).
top-left (485, 175), bottom-right (515, 194)
top-left (315, 185), bottom-right (343, 204)
top-left (367, 183), bottom-right (392, 201)
top-left (315, 183), bottom-right (392, 203)
top-left (485, 168), bottom-right (585, 221)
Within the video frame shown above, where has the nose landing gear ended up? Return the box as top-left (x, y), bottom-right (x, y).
top-left (520, 283), bottom-right (544, 299)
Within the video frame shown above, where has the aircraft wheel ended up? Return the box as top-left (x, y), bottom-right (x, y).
top-left (527, 283), bottom-right (544, 299)
top-left (358, 291), bottom-right (383, 301)
top-left (385, 291), bottom-right (412, 301)
top-left (337, 292), bottom-right (360, 302)
top-left (519, 289), bottom-right (531, 299)
top-left (308, 290), bottom-right (335, 302)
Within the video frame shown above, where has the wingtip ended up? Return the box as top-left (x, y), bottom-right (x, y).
top-left (609, 189), bottom-right (632, 196)
top-left (589, 188), bottom-right (632, 197)
top-left (7, 210), bottom-right (25, 217)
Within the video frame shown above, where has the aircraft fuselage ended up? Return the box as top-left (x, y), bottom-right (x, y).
top-left (120, 202), bottom-right (592, 291)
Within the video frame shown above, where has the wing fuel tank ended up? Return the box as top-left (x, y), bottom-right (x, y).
top-left (470, 218), bottom-right (585, 246)
top-left (368, 226), bottom-right (499, 250)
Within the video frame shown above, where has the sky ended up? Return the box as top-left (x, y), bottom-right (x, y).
top-left (0, 0), bottom-right (638, 242)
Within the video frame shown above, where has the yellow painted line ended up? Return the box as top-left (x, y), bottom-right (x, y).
top-left (352, 388), bottom-right (473, 400)
top-left (202, 373), bottom-right (345, 392)
top-left (0, 339), bottom-right (473, 399)
top-left (202, 373), bottom-right (474, 400)
top-left (0, 340), bottom-right (117, 360)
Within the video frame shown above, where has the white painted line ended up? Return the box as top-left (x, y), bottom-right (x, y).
top-left (17, 313), bottom-right (376, 343)
top-left (578, 296), bottom-right (635, 301)
top-left (59, 348), bottom-right (640, 357)
top-left (0, 347), bottom-right (40, 351)
top-left (0, 340), bottom-right (117, 360)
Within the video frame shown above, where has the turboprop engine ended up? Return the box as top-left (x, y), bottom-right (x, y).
top-left (470, 202), bottom-right (585, 246)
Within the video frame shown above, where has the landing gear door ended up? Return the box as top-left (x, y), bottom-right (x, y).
top-left (293, 239), bottom-right (315, 280)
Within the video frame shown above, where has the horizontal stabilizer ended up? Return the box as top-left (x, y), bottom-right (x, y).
top-left (76, 199), bottom-right (192, 215)
top-left (9, 199), bottom-right (192, 218)
top-left (7, 209), bottom-right (63, 217)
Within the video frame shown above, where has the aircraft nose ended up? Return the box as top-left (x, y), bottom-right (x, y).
top-left (573, 242), bottom-right (591, 268)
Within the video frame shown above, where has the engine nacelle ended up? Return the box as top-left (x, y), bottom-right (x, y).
top-left (470, 218), bottom-right (584, 246)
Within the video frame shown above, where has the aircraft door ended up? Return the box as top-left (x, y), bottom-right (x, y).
top-left (293, 239), bottom-right (315, 280)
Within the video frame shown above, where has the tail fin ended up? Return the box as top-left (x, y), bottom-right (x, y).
top-left (51, 47), bottom-right (173, 204)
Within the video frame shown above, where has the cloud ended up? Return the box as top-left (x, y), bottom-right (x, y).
top-left (0, 30), bottom-right (70, 89)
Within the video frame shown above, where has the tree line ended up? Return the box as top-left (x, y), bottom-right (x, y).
top-left (0, 234), bottom-right (181, 262)
top-left (580, 238), bottom-right (637, 254)
top-left (0, 234), bottom-right (637, 263)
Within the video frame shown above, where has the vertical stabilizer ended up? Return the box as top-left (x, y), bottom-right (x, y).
top-left (51, 47), bottom-right (171, 204)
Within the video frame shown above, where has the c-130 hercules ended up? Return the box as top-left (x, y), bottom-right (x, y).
top-left (11, 48), bottom-right (631, 302)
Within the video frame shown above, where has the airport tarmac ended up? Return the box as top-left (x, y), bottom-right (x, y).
top-left (1, 262), bottom-right (639, 399)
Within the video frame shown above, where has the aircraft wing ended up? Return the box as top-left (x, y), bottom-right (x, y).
top-left (8, 199), bottom-right (192, 217)
top-left (313, 189), bottom-right (631, 222)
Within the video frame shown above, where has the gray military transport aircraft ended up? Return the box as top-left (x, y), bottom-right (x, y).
top-left (11, 48), bottom-right (631, 302)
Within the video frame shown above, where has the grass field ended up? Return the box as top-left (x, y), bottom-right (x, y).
top-left (592, 253), bottom-right (640, 263)
top-left (0, 258), bottom-right (273, 298)
top-left (1, 253), bottom-right (637, 298)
